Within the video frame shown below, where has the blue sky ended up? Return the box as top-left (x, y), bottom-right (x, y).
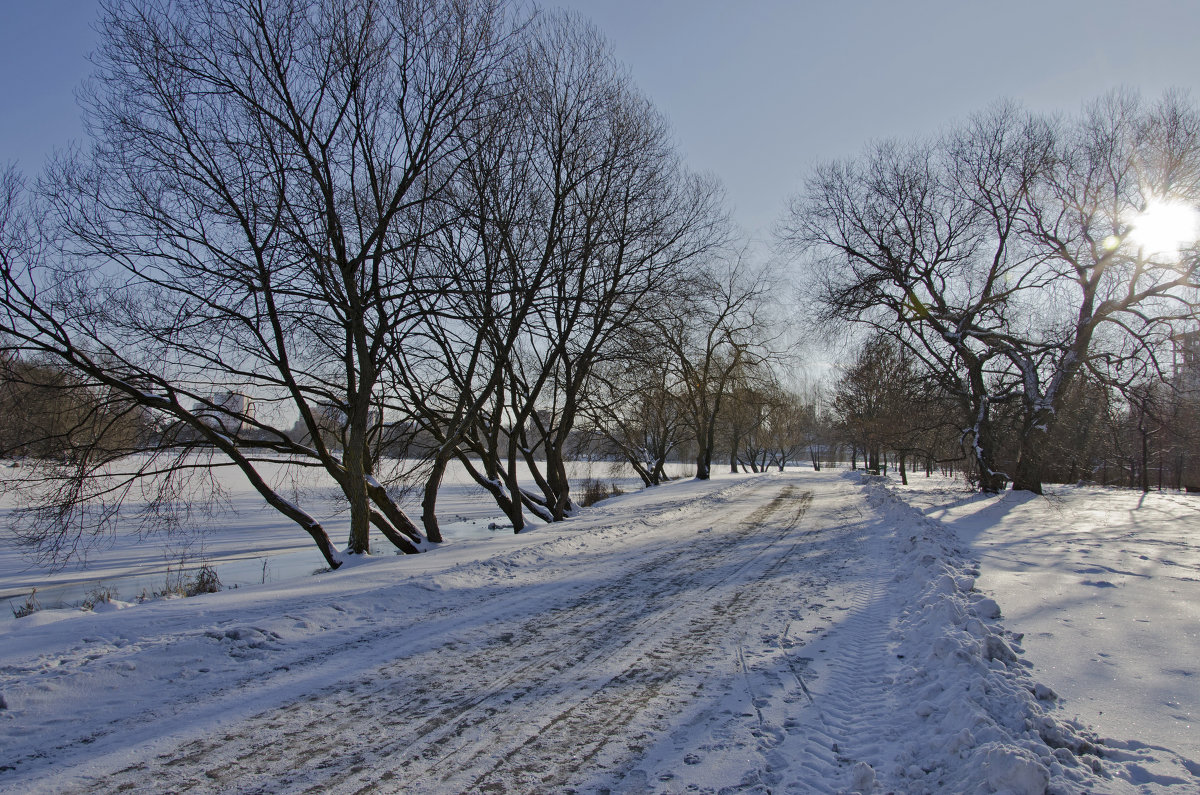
top-left (5, 1), bottom-right (1200, 238)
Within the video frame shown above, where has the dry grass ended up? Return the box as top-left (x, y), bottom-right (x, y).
top-left (578, 479), bottom-right (624, 508)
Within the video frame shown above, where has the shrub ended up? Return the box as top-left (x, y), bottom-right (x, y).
top-left (188, 564), bottom-right (221, 596)
top-left (81, 585), bottom-right (119, 611)
top-left (578, 478), bottom-right (624, 507)
top-left (11, 588), bottom-right (41, 618)
top-left (152, 563), bottom-right (223, 599)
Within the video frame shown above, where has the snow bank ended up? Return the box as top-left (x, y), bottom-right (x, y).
top-left (870, 473), bottom-right (1200, 793)
top-left (859, 475), bottom-right (1107, 793)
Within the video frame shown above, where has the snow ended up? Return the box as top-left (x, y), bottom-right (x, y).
top-left (889, 474), bottom-right (1200, 789)
top-left (0, 458), bottom-right (663, 613)
top-left (1, 466), bottom-right (1198, 792)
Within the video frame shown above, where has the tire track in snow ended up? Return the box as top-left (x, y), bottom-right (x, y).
top-left (342, 484), bottom-right (814, 793)
top-left (618, 473), bottom-right (899, 793)
top-left (801, 509), bottom-right (897, 784)
top-left (67, 478), bottom-right (825, 794)
top-left (442, 488), bottom-right (818, 794)
top-left (360, 484), bottom-right (812, 793)
top-left (2, 476), bottom-right (765, 791)
top-left (717, 482), bottom-right (906, 794)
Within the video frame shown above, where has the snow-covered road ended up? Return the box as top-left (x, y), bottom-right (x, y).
top-left (1, 470), bottom-right (1186, 793)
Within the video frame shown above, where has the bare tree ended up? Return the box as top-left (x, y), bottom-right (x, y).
top-left (404, 12), bottom-right (724, 530)
top-left (658, 251), bottom-right (777, 480)
top-left (508, 15), bottom-right (724, 522)
top-left (830, 334), bottom-right (954, 484)
top-left (784, 92), bottom-right (1200, 493)
top-left (996, 92), bottom-right (1200, 492)
top-left (761, 388), bottom-right (818, 472)
top-left (720, 368), bottom-right (784, 473)
top-left (578, 352), bottom-right (689, 487)
top-left (1, 0), bottom-right (518, 567)
top-left (784, 129), bottom-right (1020, 490)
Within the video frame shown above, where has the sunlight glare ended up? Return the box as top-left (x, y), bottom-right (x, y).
top-left (1128, 199), bottom-right (1200, 256)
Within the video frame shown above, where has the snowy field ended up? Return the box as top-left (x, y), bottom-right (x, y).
top-left (0, 467), bottom-right (1198, 793)
top-left (0, 458), bottom-right (672, 616)
top-left (886, 475), bottom-right (1200, 789)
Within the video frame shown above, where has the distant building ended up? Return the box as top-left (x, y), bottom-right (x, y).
top-left (1172, 329), bottom-right (1200, 395)
top-left (193, 391), bottom-right (254, 437)
top-left (310, 401), bottom-right (383, 451)
top-left (1170, 329), bottom-right (1200, 491)
top-left (316, 402), bottom-right (382, 433)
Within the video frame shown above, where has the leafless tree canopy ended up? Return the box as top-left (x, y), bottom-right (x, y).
top-left (2, 0), bottom-right (517, 566)
top-left (0, 0), bottom-right (737, 569)
top-left (783, 92), bottom-right (1200, 493)
top-left (13, 2), bottom-right (1197, 582)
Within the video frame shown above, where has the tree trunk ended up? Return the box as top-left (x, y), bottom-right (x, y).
top-left (505, 438), bottom-right (526, 533)
top-left (972, 407), bottom-right (1008, 493)
top-left (549, 446), bottom-right (573, 519)
top-left (366, 481), bottom-right (423, 547)
top-left (633, 462), bottom-right (654, 487)
top-left (1011, 449), bottom-right (1044, 494)
top-left (233, 454), bottom-right (342, 569)
top-left (457, 450), bottom-right (524, 532)
top-left (1140, 428), bottom-right (1151, 494)
top-left (421, 454), bottom-right (448, 543)
top-left (368, 511), bottom-right (420, 554)
top-left (1012, 419), bottom-right (1049, 495)
top-left (695, 417), bottom-right (716, 479)
top-left (343, 422), bottom-right (371, 553)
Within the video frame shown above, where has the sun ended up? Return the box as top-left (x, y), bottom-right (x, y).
top-left (1128, 199), bottom-right (1200, 256)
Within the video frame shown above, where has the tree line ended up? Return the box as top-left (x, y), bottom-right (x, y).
top-left (0, 0), bottom-right (787, 569)
top-left (784, 92), bottom-right (1200, 494)
top-left (4, 1), bottom-right (1198, 574)
top-left (824, 331), bottom-right (1200, 493)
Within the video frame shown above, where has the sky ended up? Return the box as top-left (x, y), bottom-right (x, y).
top-left (4, 0), bottom-right (1200, 241)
